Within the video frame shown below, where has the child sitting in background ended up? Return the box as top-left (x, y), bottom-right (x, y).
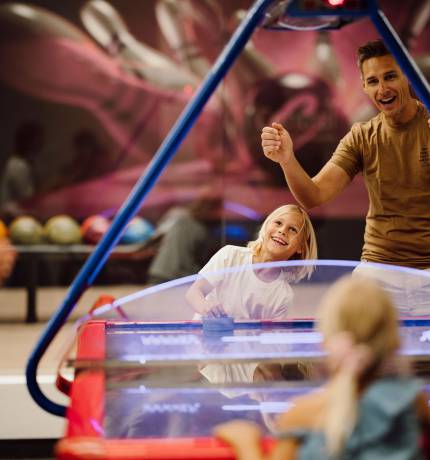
top-left (185, 204), bottom-right (318, 320)
top-left (215, 276), bottom-right (430, 459)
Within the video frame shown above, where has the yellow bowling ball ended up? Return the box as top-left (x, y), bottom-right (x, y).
top-left (45, 215), bottom-right (82, 245)
top-left (9, 216), bottom-right (45, 244)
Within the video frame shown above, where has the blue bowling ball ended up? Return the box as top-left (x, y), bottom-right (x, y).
top-left (120, 217), bottom-right (154, 244)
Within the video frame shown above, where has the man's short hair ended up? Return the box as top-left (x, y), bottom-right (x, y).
top-left (357, 39), bottom-right (390, 73)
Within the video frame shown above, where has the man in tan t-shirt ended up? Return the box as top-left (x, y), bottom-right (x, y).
top-left (261, 39), bottom-right (430, 269)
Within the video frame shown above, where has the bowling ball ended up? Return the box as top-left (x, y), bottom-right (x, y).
top-left (0, 219), bottom-right (8, 239)
top-left (81, 215), bottom-right (110, 244)
top-left (45, 215), bottom-right (82, 245)
top-left (120, 217), bottom-right (154, 245)
top-left (9, 216), bottom-right (45, 244)
top-left (244, 73), bottom-right (349, 184)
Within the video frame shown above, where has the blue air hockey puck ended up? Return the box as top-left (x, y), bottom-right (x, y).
top-left (202, 315), bottom-right (234, 333)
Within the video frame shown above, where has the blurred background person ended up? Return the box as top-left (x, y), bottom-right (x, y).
top-left (0, 121), bottom-right (44, 218)
top-left (147, 189), bottom-right (223, 284)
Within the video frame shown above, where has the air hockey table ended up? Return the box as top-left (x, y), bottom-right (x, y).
top-left (52, 261), bottom-right (430, 460)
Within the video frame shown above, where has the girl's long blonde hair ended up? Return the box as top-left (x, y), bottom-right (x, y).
top-left (318, 276), bottom-right (400, 456)
top-left (247, 204), bottom-right (318, 282)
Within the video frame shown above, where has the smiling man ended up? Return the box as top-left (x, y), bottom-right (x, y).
top-left (261, 39), bottom-right (430, 269)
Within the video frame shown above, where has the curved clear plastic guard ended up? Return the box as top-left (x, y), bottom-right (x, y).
top-left (67, 261), bottom-right (430, 372)
top-left (86, 260), bottom-right (430, 318)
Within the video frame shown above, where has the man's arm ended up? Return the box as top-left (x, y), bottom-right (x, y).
top-left (261, 123), bottom-right (351, 209)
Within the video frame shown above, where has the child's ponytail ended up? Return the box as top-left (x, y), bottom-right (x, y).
top-left (323, 337), bottom-right (373, 455)
top-left (325, 369), bottom-right (357, 456)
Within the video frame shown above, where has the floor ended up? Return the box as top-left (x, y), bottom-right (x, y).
top-left (0, 284), bottom-right (143, 457)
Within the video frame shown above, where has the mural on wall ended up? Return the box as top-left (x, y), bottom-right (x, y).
top-left (0, 0), bottom-right (429, 223)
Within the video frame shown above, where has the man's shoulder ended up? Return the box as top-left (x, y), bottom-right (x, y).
top-left (350, 112), bottom-right (383, 134)
top-left (334, 115), bottom-right (381, 160)
top-left (417, 100), bottom-right (430, 120)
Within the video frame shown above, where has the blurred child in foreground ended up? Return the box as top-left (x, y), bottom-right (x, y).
top-left (215, 276), bottom-right (430, 459)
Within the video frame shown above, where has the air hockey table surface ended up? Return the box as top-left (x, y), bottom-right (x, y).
top-left (56, 261), bottom-right (430, 459)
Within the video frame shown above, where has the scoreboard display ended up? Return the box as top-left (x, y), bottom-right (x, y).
top-left (288, 0), bottom-right (373, 15)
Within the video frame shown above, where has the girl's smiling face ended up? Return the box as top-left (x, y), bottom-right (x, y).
top-left (259, 212), bottom-right (304, 262)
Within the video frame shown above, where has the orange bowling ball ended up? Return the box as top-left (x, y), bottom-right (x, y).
top-left (0, 219), bottom-right (8, 239)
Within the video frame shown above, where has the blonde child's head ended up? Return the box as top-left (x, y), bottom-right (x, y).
top-left (317, 276), bottom-right (400, 455)
top-left (247, 204), bottom-right (317, 281)
top-left (319, 276), bottom-right (400, 366)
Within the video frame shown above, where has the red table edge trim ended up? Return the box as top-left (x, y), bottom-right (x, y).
top-left (56, 436), bottom-right (276, 460)
top-left (66, 321), bottom-right (106, 437)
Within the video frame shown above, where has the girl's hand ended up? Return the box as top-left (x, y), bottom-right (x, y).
top-left (204, 299), bottom-right (228, 317)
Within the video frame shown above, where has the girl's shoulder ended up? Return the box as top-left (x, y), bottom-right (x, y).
top-left (322, 377), bottom-right (425, 460)
top-left (217, 244), bottom-right (248, 254)
top-left (361, 376), bottom-right (422, 413)
top-left (216, 245), bottom-right (251, 259)
top-left (208, 245), bottom-right (252, 270)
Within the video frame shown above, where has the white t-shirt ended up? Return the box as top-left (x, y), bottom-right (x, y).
top-left (199, 362), bottom-right (259, 385)
top-left (197, 245), bottom-right (293, 320)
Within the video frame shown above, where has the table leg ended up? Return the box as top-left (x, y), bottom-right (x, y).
top-left (25, 256), bottom-right (37, 323)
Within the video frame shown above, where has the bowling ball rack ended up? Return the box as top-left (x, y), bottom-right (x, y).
top-left (15, 241), bottom-right (158, 323)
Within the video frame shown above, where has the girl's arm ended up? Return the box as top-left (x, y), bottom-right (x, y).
top-left (214, 389), bottom-right (326, 460)
top-left (185, 277), bottom-right (218, 315)
top-left (269, 439), bottom-right (298, 460)
top-left (214, 420), bottom-right (297, 460)
top-left (215, 421), bottom-right (263, 460)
